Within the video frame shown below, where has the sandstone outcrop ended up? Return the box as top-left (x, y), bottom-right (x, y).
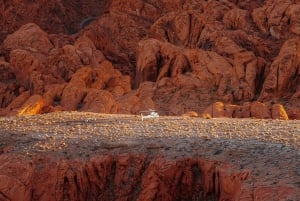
top-left (3, 23), bottom-right (53, 54)
top-left (0, 0), bottom-right (299, 119)
top-left (252, 0), bottom-right (300, 39)
top-left (259, 38), bottom-right (300, 102)
top-left (0, 59), bottom-right (16, 108)
top-left (0, 0), bottom-right (111, 42)
top-left (203, 101), bottom-right (289, 120)
top-left (0, 153), bottom-right (249, 201)
top-left (17, 95), bottom-right (45, 116)
top-left (0, 1), bottom-right (300, 200)
top-left (82, 11), bottom-right (150, 77)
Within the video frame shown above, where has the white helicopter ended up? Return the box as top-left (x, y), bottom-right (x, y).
top-left (140, 109), bottom-right (159, 121)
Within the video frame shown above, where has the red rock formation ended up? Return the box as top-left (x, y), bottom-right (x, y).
top-left (0, 59), bottom-right (16, 108)
top-left (17, 95), bottom-right (45, 116)
top-left (252, 0), bottom-right (300, 39)
top-left (0, 1), bottom-right (299, 200)
top-left (0, 0), bottom-right (299, 119)
top-left (203, 101), bottom-right (289, 120)
top-left (0, 0), bottom-right (111, 42)
top-left (3, 23), bottom-right (53, 54)
top-left (254, 186), bottom-right (298, 201)
top-left (259, 39), bottom-right (300, 101)
top-left (0, 154), bottom-right (250, 201)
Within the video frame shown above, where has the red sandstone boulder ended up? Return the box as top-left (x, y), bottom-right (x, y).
top-left (271, 104), bottom-right (289, 120)
top-left (9, 49), bottom-right (47, 94)
top-left (74, 35), bottom-right (106, 67)
top-left (135, 34), bottom-right (270, 116)
top-left (3, 23), bottom-right (53, 54)
top-left (223, 8), bottom-right (251, 31)
top-left (81, 89), bottom-right (117, 113)
top-left (57, 60), bottom-right (132, 113)
top-left (60, 67), bottom-right (93, 111)
top-left (0, 91), bottom-right (31, 116)
top-left (202, 102), bottom-right (226, 118)
top-left (231, 51), bottom-right (265, 102)
top-left (203, 101), bottom-right (289, 120)
top-left (0, 53), bottom-right (132, 115)
top-left (3, 23), bottom-right (105, 96)
top-left (117, 82), bottom-right (156, 114)
top-left (82, 11), bottom-right (150, 77)
top-left (286, 108), bottom-right (300, 120)
top-left (117, 93), bottom-right (141, 114)
top-left (252, 0), bottom-right (300, 39)
top-left (42, 84), bottom-right (66, 113)
top-left (259, 38), bottom-right (300, 102)
top-left (17, 95), bottom-right (45, 116)
top-left (250, 101), bottom-right (272, 119)
top-left (108, 76), bottom-right (131, 99)
top-left (47, 44), bottom-right (87, 82)
top-left (92, 60), bottom-right (131, 97)
top-left (0, 1), bottom-right (299, 118)
top-left (136, 38), bottom-right (233, 96)
top-left (185, 49), bottom-right (232, 97)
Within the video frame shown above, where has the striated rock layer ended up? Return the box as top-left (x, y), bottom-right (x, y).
top-left (0, 0), bottom-right (299, 119)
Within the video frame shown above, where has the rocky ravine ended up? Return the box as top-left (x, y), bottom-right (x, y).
top-left (0, 0), bottom-right (299, 119)
top-left (0, 112), bottom-right (299, 201)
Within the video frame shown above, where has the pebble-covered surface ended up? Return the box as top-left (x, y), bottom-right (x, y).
top-left (0, 111), bottom-right (299, 152)
top-left (0, 111), bottom-right (299, 197)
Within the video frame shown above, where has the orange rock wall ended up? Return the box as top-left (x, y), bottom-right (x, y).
top-left (0, 0), bottom-right (299, 119)
top-left (0, 154), bottom-right (250, 201)
top-left (203, 101), bottom-right (289, 120)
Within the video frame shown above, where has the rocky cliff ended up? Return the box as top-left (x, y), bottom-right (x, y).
top-left (0, 154), bottom-right (248, 201)
top-left (0, 0), bottom-right (299, 118)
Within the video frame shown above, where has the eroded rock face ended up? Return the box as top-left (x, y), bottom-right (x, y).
top-left (259, 38), bottom-right (300, 101)
top-left (252, 0), bottom-right (300, 39)
top-left (0, 154), bottom-right (249, 201)
top-left (203, 101), bottom-right (289, 120)
top-left (0, 0), bottom-right (111, 42)
top-left (0, 0), bottom-right (299, 119)
top-left (3, 23), bottom-right (53, 54)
